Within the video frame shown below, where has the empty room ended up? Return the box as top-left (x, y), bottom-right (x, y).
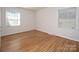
top-left (0, 7), bottom-right (79, 52)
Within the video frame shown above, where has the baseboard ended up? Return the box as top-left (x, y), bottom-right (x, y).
top-left (53, 34), bottom-right (79, 42)
top-left (36, 29), bottom-right (79, 42)
top-left (1, 29), bottom-right (35, 37)
top-left (1, 28), bottom-right (79, 42)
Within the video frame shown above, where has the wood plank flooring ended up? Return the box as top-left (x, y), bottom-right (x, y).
top-left (1, 30), bottom-right (79, 52)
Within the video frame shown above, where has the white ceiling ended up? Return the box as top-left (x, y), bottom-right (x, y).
top-left (22, 7), bottom-right (45, 11)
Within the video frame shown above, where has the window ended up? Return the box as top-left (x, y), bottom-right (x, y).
top-left (6, 11), bottom-right (20, 26)
top-left (58, 7), bottom-right (76, 29)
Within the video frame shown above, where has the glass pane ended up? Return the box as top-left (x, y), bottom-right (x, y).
top-left (58, 7), bottom-right (76, 29)
top-left (6, 11), bottom-right (20, 26)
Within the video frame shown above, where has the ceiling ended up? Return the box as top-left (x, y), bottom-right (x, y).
top-left (22, 7), bottom-right (46, 11)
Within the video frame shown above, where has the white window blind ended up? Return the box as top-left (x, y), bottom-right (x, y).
top-left (6, 11), bottom-right (20, 26)
top-left (58, 7), bottom-right (76, 29)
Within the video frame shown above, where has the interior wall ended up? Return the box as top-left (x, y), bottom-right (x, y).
top-left (1, 7), bottom-right (79, 41)
top-left (36, 7), bottom-right (79, 41)
top-left (0, 8), bottom-right (1, 49)
top-left (0, 8), bottom-right (1, 37)
top-left (1, 7), bottom-right (35, 36)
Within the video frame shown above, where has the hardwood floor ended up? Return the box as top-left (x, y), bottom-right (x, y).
top-left (1, 30), bottom-right (79, 52)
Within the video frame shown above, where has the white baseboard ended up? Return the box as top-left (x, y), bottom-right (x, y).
top-left (53, 34), bottom-right (79, 42)
top-left (1, 28), bottom-right (79, 42)
top-left (36, 29), bottom-right (79, 42)
top-left (1, 29), bottom-right (34, 37)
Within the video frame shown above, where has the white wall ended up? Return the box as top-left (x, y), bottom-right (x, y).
top-left (1, 7), bottom-right (79, 41)
top-left (36, 7), bottom-right (79, 41)
top-left (0, 8), bottom-right (1, 49)
top-left (1, 7), bottom-right (35, 36)
top-left (0, 8), bottom-right (1, 37)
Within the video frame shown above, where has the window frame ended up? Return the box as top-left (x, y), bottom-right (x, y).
top-left (6, 11), bottom-right (21, 27)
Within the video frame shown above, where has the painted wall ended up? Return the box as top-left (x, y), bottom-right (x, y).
top-left (36, 7), bottom-right (79, 41)
top-left (0, 8), bottom-right (1, 37)
top-left (1, 7), bottom-right (35, 36)
top-left (1, 7), bottom-right (79, 41)
top-left (0, 8), bottom-right (1, 49)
